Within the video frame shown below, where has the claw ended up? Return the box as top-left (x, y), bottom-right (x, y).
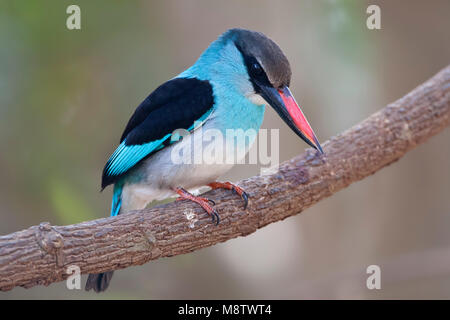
top-left (174, 187), bottom-right (220, 225)
top-left (208, 182), bottom-right (249, 210)
top-left (212, 209), bottom-right (220, 226)
top-left (240, 191), bottom-right (249, 210)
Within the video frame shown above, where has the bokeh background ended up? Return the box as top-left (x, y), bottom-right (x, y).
top-left (1, 0), bottom-right (449, 299)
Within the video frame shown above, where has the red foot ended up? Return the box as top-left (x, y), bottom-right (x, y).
top-left (174, 187), bottom-right (220, 225)
top-left (208, 182), bottom-right (249, 210)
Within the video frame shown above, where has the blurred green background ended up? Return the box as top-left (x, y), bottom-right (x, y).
top-left (0, 0), bottom-right (449, 299)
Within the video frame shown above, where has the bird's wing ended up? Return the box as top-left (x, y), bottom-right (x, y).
top-left (102, 77), bottom-right (214, 189)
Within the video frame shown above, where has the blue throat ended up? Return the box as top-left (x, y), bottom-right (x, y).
top-left (110, 32), bottom-right (267, 217)
top-left (178, 34), bottom-right (266, 144)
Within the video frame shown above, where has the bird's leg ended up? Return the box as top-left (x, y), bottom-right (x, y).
top-left (174, 187), bottom-right (220, 225)
top-left (208, 182), bottom-right (249, 210)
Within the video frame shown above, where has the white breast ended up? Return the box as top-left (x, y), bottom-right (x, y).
top-left (120, 119), bottom-right (253, 212)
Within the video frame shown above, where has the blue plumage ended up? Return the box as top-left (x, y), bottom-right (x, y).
top-left (101, 78), bottom-right (214, 189)
top-left (110, 181), bottom-right (123, 217)
top-left (105, 135), bottom-right (171, 177)
top-left (87, 28), bottom-right (324, 292)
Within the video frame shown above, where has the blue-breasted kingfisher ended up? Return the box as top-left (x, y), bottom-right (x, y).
top-left (85, 28), bottom-right (323, 292)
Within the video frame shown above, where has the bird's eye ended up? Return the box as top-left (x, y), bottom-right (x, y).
top-left (251, 62), bottom-right (262, 75)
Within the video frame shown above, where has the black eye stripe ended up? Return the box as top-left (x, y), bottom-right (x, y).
top-left (235, 43), bottom-right (272, 92)
top-left (250, 61), bottom-right (263, 75)
top-left (247, 57), bottom-right (262, 75)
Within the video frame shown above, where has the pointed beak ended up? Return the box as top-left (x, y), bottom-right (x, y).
top-left (258, 85), bottom-right (323, 154)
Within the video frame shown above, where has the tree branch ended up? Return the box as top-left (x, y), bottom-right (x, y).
top-left (1, 65), bottom-right (449, 292)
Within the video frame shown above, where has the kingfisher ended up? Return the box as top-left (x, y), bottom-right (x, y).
top-left (85, 28), bottom-right (323, 292)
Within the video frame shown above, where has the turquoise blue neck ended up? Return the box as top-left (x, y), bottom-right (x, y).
top-left (177, 36), bottom-right (266, 142)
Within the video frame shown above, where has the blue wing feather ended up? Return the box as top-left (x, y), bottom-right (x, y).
top-left (101, 77), bottom-right (214, 189)
top-left (105, 134), bottom-right (171, 177)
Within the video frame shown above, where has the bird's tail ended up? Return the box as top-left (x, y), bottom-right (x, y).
top-left (85, 182), bottom-right (124, 292)
top-left (85, 271), bottom-right (114, 292)
top-left (110, 181), bottom-right (124, 217)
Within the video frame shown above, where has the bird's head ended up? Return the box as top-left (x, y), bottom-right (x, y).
top-left (208, 28), bottom-right (323, 154)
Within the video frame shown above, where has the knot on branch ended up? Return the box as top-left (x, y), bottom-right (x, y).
top-left (0, 65), bottom-right (448, 292)
top-left (35, 222), bottom-right (65, 267)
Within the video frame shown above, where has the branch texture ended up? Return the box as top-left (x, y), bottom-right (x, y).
top-left (1, 65), bottom-right (449, 291)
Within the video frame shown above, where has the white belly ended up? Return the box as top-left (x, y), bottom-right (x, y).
top-left (120, 121), bottom-right (252, 212)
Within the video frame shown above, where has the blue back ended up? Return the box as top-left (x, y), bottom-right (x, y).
top-left (109, 31), bottom-right (266, 216)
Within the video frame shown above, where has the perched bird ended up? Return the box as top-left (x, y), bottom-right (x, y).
top-left (85, 28), bottom-right (323, 292)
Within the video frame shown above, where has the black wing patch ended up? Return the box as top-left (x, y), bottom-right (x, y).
top-left (102, 77), bottom-right (214, 189)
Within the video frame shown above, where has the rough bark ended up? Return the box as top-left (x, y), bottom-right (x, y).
top-left (0, 65), bottom-right (449, 292)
